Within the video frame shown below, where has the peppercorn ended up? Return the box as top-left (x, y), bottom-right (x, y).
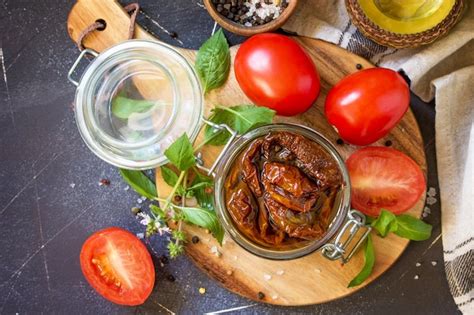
top-left (100, 178), bottom-right (110, 186)
top-left (356, 63), bottom-right (363, 70)
top-left (174, 195), bottom-right (182, 202)
top-left (160, 255), bottom-right (169, 265)
top-left (336, 138), bottom-right (344, 145)
top-left (385, 140), bottom-right (393, 147)
top-left (169, 31), bottom-right (178, 39)
top-left (258, 291), bottom-right (265, 300)
top-left (166, 274), bottom-right (176, 282)
top-left (192, 236), bottom-right (200, 244)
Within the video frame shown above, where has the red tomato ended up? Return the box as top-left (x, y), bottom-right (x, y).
top-left (325, 68), bottom-right (409, 146)
top-left (346, 147), bottom-right (425, 216)
top-left (234, 33), bottom-right (321, 116)
top-left (80, 227), bottom-right (155, 306)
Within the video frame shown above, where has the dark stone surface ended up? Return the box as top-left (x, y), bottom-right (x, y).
top-left (0, 0), bottom-right (459, 314)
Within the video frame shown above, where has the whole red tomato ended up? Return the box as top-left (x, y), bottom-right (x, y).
top-left (234, 34), bottom-right (320, 116)
top-left (324, 68), bottom-right (409, 146)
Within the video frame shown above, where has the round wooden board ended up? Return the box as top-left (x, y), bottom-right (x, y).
top-left (67, 0), bottom-right (426, 306)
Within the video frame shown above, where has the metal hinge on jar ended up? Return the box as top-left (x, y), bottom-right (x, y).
top-left (321, 209), bottom-right (372, 264)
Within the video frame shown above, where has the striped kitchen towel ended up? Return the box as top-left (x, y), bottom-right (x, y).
top-left (282, 1), bottom-right (474, 313)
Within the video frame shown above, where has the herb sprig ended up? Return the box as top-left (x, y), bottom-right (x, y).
top-left (119, 105), bottom-right (274, 258)
top-left (348, 209), bottom-right (432, 287)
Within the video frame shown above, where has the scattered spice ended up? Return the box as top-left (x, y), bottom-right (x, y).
top-left (431, 261), bottom-right (437, 266)
top-left (314, 268), bottom-right (321, 273)
top-left (263, 274), bottom-right (272, 281)
top-left (160, 255), bottom-right (169, 265)
top-left (205, 187), bottom-right (213, 194)
top-left (199, 287), bottom-right (206, 294)
top-left (99, 178), bottom-right (110, 186)
top-left (427, 187), bottom-right (437, 197)
top-left (426, 196), bottom-right (437, 205)
top-left (276, 270), bottom-right (285, 276)
top-left (166, 274), bottom-right (176, 282)
top-left (169, 31), bottom-right (178, 39)
top-left (336, 138), bottom-right (344, 145)
top-left (415, 262), bottom-right (421, 267)
top-left (226, 270), bottom-right (233, 276)
top-left (257, 291), bottom-right (265, 300)
top-left (174, 195), bottom-right (182, 203)
top-left (131, 207), bottom-right (141, 215)
top-left (271, 294), bottom-right (279, 300)
top-left (136, 232), bottom-right (144, 239)
top-left (356, 63), bottom-right (363, 70)
top-left (210, 245), bottom-right (222, 257)
top-left (192, 236), bottom-right (200, 244)
top-left (123, 185), bottom-right (130, 191)
top-left (69, 183), bottom-right (76, 189)
top-left (414, 275), bottom-right (419, 280)
top-left (137, 198), bottom-right (143, 204)
top-left (212, 0), bottom-right (289, 27)
top-left (384, 140), bottom-right (393, 147)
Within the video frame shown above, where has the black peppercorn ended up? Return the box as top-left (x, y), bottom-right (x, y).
top-left (258, 291), bottom-right (265, 300)
top-left (166, 274), bottom-right (176, 282)
top-left (385, 140), bottom-right (393, 147)
top-left (336, 138), bottom-right (344, 145)
top-left (356, 63), bottom-right (363, 70)
top-left (192, 236), bottom-right (200, 244)
top-left (160, 255), bottom-right (169, 265)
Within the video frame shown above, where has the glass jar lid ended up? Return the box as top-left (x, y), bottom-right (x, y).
top-left (74, 40), bottom-right (203, 169)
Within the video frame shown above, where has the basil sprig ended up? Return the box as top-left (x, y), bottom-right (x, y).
top-left (204, 105), bottom-right (276, 145)
top-left (349, 209), bottom-right (432, 287)
top-left (195, 29), bottom-right (231, 93)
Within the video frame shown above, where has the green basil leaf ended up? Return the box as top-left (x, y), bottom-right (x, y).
top-left (394, 215), bottom-right (432, 241)
top-left (371, 209), bottom-right (398, 237)
top-left (348, 234), bottom-right (375, 288)
top-left (204, 105), bottom-right (276, 145)
top-left (119, 169), bottom-right (157, 200)
top-left (164, 133), bottom-right (196, 171)
top-left (161, 166), bottom-right (179, 186)
top-left (112, 96), bottom-right (163, 119)
top-left (191, 171), bottom-right (214, 211)
top-left (180, 206), bottom-right (224, 244)
top-left (195, 29), bottom-right (230, 93)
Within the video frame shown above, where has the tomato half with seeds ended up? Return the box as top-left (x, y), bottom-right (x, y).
top-left (346, 147), bottom-right (425, 217)
top-left (80, 227), bottom-right (155, 305)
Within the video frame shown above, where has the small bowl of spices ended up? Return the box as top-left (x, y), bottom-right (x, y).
top-left (204, 0), bottom-right (297, 36)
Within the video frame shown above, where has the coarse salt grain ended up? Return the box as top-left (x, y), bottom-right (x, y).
top-left (271, 294), bottom-right (279, 300)
top-left (199, 287), bottom-right (206, 294)
top-left (124, 185), bottom-right (130, 191)
top-left (427, 187), bottom-right (437, 197)
top-left (414, 275), bottom-right (419, 280)
top-left (69, 183), bottom-right (76, 188)
top-left (426, 196), bottom-right (437, 205)
top-left (431, 261), bottom-right (437, 266)
top-left (136, 233), bottom-right (144, 239)
top-left (314, 268), bottom-right (321, 273)
top-left (276, 270), bottom-right (285, 276)
top-left (137, 198), bottom-right (143, 204)
top-left (416, 262), bottom-right (421, 267)
top-left (263, 274), bottom-right (272, 281)
top-left (140, 196), bottom-right (147, 201)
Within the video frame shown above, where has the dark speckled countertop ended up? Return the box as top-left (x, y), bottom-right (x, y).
top-left (0, 0), bottom-right (460, 314)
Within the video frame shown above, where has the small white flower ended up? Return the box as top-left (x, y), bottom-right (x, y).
top-left (137, 212), bottom-right (151, 226)
top-left (158, 226), bottom-right (171, 236)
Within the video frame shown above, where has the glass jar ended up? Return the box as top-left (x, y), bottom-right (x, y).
top-left (68, 40), bottom-right (203, 170)
top-left (210, 123), bottom-right (371, 261)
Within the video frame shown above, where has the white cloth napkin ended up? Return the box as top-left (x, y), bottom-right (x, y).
top-left (282, 1), bottom-right (474, 313)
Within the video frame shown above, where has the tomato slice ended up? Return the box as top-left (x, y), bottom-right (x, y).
top-left (80, 227), bottom-right (155, 306)
top-left (346, 147), bottom-right (425, 216)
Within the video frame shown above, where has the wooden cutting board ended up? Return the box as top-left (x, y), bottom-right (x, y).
top-left (67, 0), bottom-right (426, 306)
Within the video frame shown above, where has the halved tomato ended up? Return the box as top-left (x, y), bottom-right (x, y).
top-left (346, 147), bottom-right (425, 217)
top-left (80, 227), bottom-right (155, 306)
